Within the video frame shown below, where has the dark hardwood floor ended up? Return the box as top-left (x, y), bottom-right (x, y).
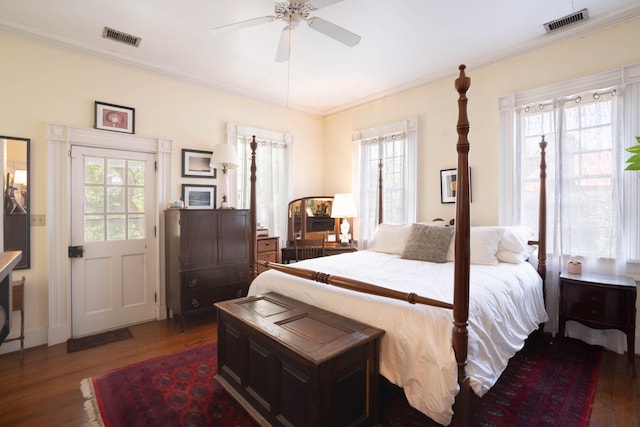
top-left (0, 313), bottom-right (638, 426)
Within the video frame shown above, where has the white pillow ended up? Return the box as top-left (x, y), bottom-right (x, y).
top-left (369, 223), bottom-right (413, 255)
top-left (495, 226), bottom-right (536, 264)
top-left (446, 226), bottom-right (501, 265)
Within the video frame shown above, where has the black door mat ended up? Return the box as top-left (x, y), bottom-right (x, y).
top-left (67, 327), bottom-right (133, 353)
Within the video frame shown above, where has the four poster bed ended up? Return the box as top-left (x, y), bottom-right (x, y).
top-left (244, 65), bottom-right (549, 426)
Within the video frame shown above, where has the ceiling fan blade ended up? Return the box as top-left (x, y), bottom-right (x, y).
top-left (307, 17), bottom-right (360, 47)
top-left (209, 16), bottom-right (275, 33)
top-left (309, 0), bottom-right (343, 10)
top-left (275, 26), bottom-right (293, 62)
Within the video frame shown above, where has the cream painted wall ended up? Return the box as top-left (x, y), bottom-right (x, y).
top-left (323, 16), bottom-right (640, 225)
top-left (0, 35), bottom-right (323, 352)
top-left (1, 16), bottom-right (640, 352)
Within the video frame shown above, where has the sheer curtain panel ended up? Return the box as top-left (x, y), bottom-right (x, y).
top-left (228, 123), bottom-right (292, 247)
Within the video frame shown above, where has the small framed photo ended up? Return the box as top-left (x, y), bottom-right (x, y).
top-left (182, 184), bottom-right (216, 209)
top-left (94, 101), bottom-right (135, 134)
top-left (440, 168), bottom-right (471, 204)
top-left (182, 149), bottom-right (216, 178)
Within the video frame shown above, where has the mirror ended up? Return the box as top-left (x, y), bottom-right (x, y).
top-left (2, 136), bottom-right (30, 269)
top-left (287, 196), bottom-right (337, 246)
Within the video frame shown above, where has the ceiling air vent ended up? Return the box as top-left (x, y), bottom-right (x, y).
top-left (102, 26), bottom-right (141, 47)
top-left (544, 8), bottom-right (589, 33)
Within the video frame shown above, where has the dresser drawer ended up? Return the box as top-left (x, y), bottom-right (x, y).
top-left (182, 265), bottom-right (248, 291)
top-left (258, 252), bottom-right (278, 263)
top-left (562, 281), bottom-right (631, 327)
top-left (182, 284), bottom-right (248, 313)
top-left (257, 237), bottom-right (278, 253)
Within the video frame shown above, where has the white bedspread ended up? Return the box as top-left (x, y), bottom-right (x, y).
top-left (248, 251), bottom-right (548, 426)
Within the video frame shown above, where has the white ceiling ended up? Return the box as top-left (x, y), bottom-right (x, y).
top-left (1, 0), bottom-right (639, 116)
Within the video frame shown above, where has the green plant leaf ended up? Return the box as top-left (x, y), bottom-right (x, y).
top-left (626, 145), bottom-right (640, 153)
top-left (625, 163), bottom-right (640, 171)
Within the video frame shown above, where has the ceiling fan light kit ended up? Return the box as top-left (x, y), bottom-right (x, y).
top-left (210, 0), bottom-right (361, 62)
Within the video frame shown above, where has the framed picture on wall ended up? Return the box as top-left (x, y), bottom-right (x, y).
top-left (94, 101), bottom-right (135, 134)
top-left (440, 168), bottom-right (471, 204)
top-left (182, 149), bottom-right (216, 178)
top-left (182, 184), bottom-right (216, 209)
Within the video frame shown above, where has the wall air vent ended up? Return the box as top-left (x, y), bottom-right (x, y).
top-left (544, 8), bottom-right (589, 33)
top-left (102, 27), bottom-right (141, 47)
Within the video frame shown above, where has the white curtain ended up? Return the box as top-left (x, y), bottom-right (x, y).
top-left (228, 124), bottom-right (292, 247)
top-left (500, 63), bottom-right (640, 354)
top-left (352, 118), bottom-right (418, 248)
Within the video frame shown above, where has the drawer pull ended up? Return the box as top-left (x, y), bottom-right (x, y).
top-left (189, 279), bottom-right (198, 287)
top-left (236, 289), bottom-right (244, 297)
top-left (591, 309), bottom-right (598, 315)
top-left (192, 299), bottom-right (200, 308)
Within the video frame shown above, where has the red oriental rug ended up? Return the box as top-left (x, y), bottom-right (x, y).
top-left (81, 332), bottom-right (602, 427)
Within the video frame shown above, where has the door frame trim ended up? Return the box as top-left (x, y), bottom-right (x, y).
top-left (46, 123), bottom-right (172, 345)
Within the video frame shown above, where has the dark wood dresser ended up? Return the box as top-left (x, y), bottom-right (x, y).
top-left (559, 271), bottom-right (637, 376)
top-left (164, 208), bottom-right (251, 332)
top-left (216, 292), bottom-right (384, 427)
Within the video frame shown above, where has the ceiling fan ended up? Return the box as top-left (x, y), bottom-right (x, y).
top-left (209, 0), bottom-right (361, 62)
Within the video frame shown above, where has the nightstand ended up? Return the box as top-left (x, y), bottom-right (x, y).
top-left (558, 272), bottom-right (636, 377)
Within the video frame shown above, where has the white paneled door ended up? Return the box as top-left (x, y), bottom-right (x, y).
top-left (70, 146), bottom-right (156, 337)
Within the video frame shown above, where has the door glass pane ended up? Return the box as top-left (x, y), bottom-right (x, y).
top-left (128, 214), bottom-right (145, 239)
top-left (107, 187), bottom-right (125, 212)
top-left (128, 188), bottom-right (144, 212)
top-left (128, 160), bottom-right (145, 186)
top-left (85, 157), bottom-right (104, 184)
top-left (85, 215), bottom-right (104, 242)
top-left (107, 214), bottom-right (126, 241)
top-left (85, 187), bottom-right (104, 213)
top-left (107, 159), bottom-right (126, 185)
top-left (83, 156), bottom-right (146, 243)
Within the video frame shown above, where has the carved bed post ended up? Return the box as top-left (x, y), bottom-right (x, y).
top-left (452, 64), bottom-right (471, 427)
top-left (378, 159), bottom-right (383, 224)
top-left (249, 135), bottom-right (258, 281)
top-left (537, 136), bottom-right (547, 286)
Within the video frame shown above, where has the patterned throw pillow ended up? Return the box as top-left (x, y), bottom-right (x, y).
top-left (401, 224), bottom-right (454, 263)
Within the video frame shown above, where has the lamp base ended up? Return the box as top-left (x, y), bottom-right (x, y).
top-left (220, 194), bottom-right (231, 209)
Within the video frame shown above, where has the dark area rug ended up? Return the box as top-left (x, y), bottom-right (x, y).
top-left (67, 327), bottom-right (133, 353)
top-left (379, 331), bottom-right (603, 427)
top-left (80, 332), bottom-right (603, 427)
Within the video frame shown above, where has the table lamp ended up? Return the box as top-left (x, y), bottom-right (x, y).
top-left (331, 193), bottom-right (357, 245)
top-left (210, 144), bottom-right (239, 208)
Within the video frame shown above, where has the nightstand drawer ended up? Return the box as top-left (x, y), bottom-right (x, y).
top-left (562, 282), bottom-right (631, 326)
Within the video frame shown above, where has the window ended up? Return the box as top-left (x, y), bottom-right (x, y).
top-left (499, 63), bottom-right (640, 352)
top-left (352, 118), bottom-right (418, 247)
top-left (518, 90), bottom-right (621, 260)
top-left (228, 124), bottom-right (291, 245)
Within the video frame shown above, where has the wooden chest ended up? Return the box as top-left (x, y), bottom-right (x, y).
top-left (215, 292), bottom-right (384, 427)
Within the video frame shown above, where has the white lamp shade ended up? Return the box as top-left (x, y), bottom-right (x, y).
top-left (13, 170), bottom-right (27, 185)
top-left (210, 144), bottom-right (239, 169)
top-left (331, 193), bottom-right (357, 218)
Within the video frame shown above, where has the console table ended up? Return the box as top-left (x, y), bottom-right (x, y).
top-left (281, 242), bottom-right (357, 263)
top-left (559, 271), bottom-right (637, 377)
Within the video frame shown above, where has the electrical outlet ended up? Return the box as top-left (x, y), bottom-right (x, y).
top-left (30, 214), bottom-right (46, 226)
